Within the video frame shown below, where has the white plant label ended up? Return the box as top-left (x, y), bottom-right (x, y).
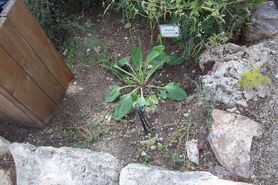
top-left (159, 24), bottom-right (180, 38)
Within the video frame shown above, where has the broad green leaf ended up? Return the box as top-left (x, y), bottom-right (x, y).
top-left (159, 89), bottom-right (167, 99)
top-left (148, 95), bottom-right (159, 105)
top-left (113, 57), bottom-right (130, 68)
top-left (113, 93), bottom-right (134, 121)
top-left (105, 86), bottom-right (122, 103)
top-left (164, 82), bottom-right (187, 101)
top-left (167, 56), bottom-right (185, 65)
top-left (146, 45), bottom-right (165, 63)
top-left (136, 96), bottom-right (147, 107)
top-left (132, 47), bottom-right (143, 70)
top-left (150, 55), bottom-right (170, 70)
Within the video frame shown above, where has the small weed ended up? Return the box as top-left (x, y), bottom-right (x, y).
top-left (190, 79), bottom-right (206, 102)
top-left (170, 114), bottom-right (193, 150)
top-left (79, 107), bottom-right (100, 117)
top-left (136, 134), bottom-right (159, 165)
top-left (60, 127), bottom-right (81, 141)
top-left (171, 153), bottom-right (185, 164)
top-left (64, 28), bottom-right (109, 68)
top-left (103, 45), bottom-right (187, 121)
top-left (61, 110), bottom-right (110, 148)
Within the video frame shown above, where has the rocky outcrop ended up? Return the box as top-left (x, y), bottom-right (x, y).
top-left (244, 1), bottom-right (278, 43)
top-left (209, 109), bottom-right (262, 178)
top-left (9, 143), bottom-right (122, 185)
top-left (0, 138), bottom-right (260, 185)
top-left (200, 39), bottom-right (275, 107)
top-left (119, 163), bottom-right (253, 185)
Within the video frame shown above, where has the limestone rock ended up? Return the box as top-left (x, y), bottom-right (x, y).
top-left (0, 137), bottom-right (15, 185)
top-left (200, 40), bottom-right (274, 107)
top-left (119, 163), bottom-right (253, 185)
top-left (213, 165), bottom-right (232, 178)
top-left (244, 1), bottom-right (278, 43)
top-left (0, 136), bottom-right (10, 157)
top-left (0, 169), bottom-right (13, 185)
top-left (209, 109), bottom-right (262, 178)
top-left (185, 139), bottom-right (199, 165)
top-left (9, 143), bottom-right (121, 185)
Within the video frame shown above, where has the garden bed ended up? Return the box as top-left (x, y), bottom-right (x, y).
top-left (0, 9), bottom-right (252, 183)
top-left (2, 3), bottom-right (277, 184)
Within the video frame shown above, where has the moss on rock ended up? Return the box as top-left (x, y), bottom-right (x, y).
top-left (239, 68), bottom-right (271, 90)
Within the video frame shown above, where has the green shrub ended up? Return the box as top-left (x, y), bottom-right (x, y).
top-left (24, 0), bottom-right (66, 47)
top-left (23, 0), bottom-right (102, 49)
top-left (108, 0), bottom-right (265, 60)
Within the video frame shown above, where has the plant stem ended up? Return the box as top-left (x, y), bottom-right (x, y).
top-left (122, 85), bottom-right (137, 89)
top-left (114, 66), bottom-right (141, 84)
top-left (147, 85), bottom-right (165, 89)
top-left (140, 88), bottom-right (144, 98)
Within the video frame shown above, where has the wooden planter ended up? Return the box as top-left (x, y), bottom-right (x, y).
top-left (0, 0), bottom-right (73, 127)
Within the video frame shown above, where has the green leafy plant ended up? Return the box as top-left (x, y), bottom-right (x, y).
top-left (103, 45), bottom-right (187, 120)
top-left (106, 0), bottom-right (265, 60)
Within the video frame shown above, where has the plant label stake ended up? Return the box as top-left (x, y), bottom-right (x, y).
top-left (136, 106), bottom-right (151, 135)
top-left (159, 24), bottom-right (180, 38)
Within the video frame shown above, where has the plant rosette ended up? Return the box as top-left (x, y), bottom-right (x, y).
top-left (103, 45), bottom-right (187, 121)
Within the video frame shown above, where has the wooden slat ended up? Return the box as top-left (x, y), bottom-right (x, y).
top-left (0, 110), bottom-right (10, 123)
top-left (0, 18), bottom-right (65, 105)
top-left (0, 47), bottom-right (56, 123)
top-left (0, 93), bottom-right (35, 127)
top-left (0, 86), bottom-right (45, 127)
top-left (6, 0), bottom-right (73, 90)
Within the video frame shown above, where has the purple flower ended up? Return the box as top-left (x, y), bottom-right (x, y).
top-left (197, 143), bottom-right (204, 151)
top-left (207, 70), bottom-right (213, 75)
top-left (200, 130), bottom-right (208, 138)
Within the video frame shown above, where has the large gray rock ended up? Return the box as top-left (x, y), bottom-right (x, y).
top-left (119, 163), bottom-right (252, 185)
top-left (9, 143), bottom-right (121, 185)
top-left (209, 109), bottom-right (262, 178)
top-left (244, 1), bottom-right (278, 42)
top-left (200, 40), bottom-right (273, 107)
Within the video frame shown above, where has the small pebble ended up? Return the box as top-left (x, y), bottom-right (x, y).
top-left (141, 151), bottom-right (147, 156)
top-left (124, 23), bottom-right (131, 29)
top-left (46, 128), bottom-right (54, 134)
top-left (183, 113), bottom-right (190, 117)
